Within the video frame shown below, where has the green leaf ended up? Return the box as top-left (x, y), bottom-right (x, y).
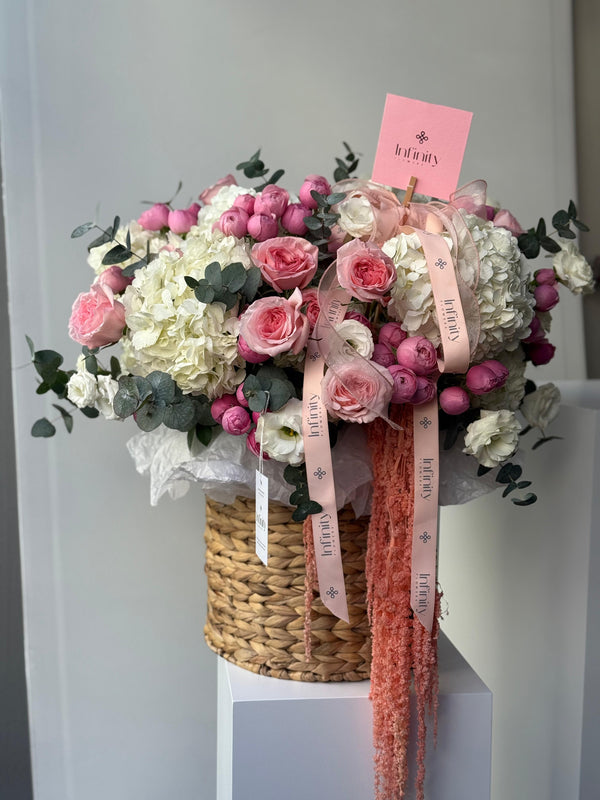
top-left (194, 283), bottom-right (216, 304)
top-left (241, 266), bottom-right (262, 301)
top-left (205, 261), bottom-right (223, 289)
top-left (134, 402), bottom-right (165, 432)
top-left (512, 493), bottom-right (537, 507)
top-left (25, 335), bottom-right (35, 358)
top-left (113, 375), bottom-right (151, 418)
top-left (71, 221), bottom-right (94, 238)
top-left (552, 209), bottom-right (570, 228)
top-left (247, 389), bottom-right (268, 413)
top-left (52, 404), bottom-right (73, 433)
top-left (303, 215), bottom-right (322, 231)
top-left (193, 395), bottom-right (217, 427)
top-left (496, 462), bottom-right (522, 484)
top-left (184, 276), bottom-right (199, 289)
top-left (111, 215), bottom-right (121, 238)
top-left (221, 262), bottom-right (247, 293)
top-left (284, 463), bottom-right (307, 486)
top-left (146, 371), bottom-right (176, 405)
top-left (33, 350), bottom-right (64, 383)
top-left (531, 435), bottom-right (563, 450)
top-left (517, 480), bottom-right (532, 489)
top-left (267, 378), bottom-right (293, 411)
top-left (110, 356), bottom-right (121, 380)
top-left (102, 243), bottom-right (132, 266)
top-left (477, 464), bottom-right (493, 476)
top-left (572, 219), bottom-right (590, 232)
top-left (121, 259), bottom-right (145, 278)
top-left (557, 226), bottom-right (576, 240)
top-left (540, 237), bottom-right (561, 254)
top-left (327, 193), bottom-right (346, 205)
top-left (502, 483), bottom-right (517, 498)
top-left (517, 232), bottom-right (540, 259)
top-left (568, 200), bottom-right (577, 218)
top-left (535, 218), bottom-right (546, 238)
top-left (289, 488), bottom-right (308, 505)
top-left (519, 424), bottom-right (533, 436)
top-left (264, 168), bottom-right (285, 186)
top-left (311, 190), bottom-right (328, 208)
top-left (80, 406), bottom-right (100, 418)
top-left (195, 424), bottom-right (213, 446)
top-left (88, 231), bottom-right (111, 250)
top-left (125, 229), bottom-right (131, 251)
top-left (85, 354), bottom-right (98, 375)
top-left (163, 396), bottom-right (197, 431)
top-left (291, 500), bottom-right (323, 522)
top-left (31, 417), bottom-right (56, 437)
top-left (36, 381), bottom-right (51, 395)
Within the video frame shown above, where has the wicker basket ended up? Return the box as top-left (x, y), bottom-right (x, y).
top-left (203, 496), bottom-right (371, 681)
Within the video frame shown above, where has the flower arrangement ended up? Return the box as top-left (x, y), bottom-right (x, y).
top-left (29, 144), bottom-right (594, 800)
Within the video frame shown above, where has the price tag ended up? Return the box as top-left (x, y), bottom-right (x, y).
top-left (255, 469), bottom-right (269, 565)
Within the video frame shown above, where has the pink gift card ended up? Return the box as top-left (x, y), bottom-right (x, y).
top-left (372, 94), bottom-right (473, 200)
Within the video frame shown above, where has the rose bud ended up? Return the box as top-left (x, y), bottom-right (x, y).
top-left (138, 203), bottom-right (170, 231)
top-left (252, 411), bottom-right (262, 425)
top-left (372, 343), bottom-right (396, 368)
top-left (378, 321), bottom-right (407, 351)
top-left (168, 208), bottom-right (196, 234)
top-left (236, 383), bottom-right (249, 407)
top-left (439, 386), bottom-right (470, 415)
top-left (281, 203), bottom-right (311, 236)
top-left (527, 340), bottom-right (556, 366)
top-left (237, 335), bottom-right (270, 364)
top-left (466, 362), bottom-right (509, 395)
top-left (388, 365), bottom-right (418, 403)
top-left (247, 213), bottom-right (279, 242)
top-left (211, 394), bottom-right (239, 424)
top-left (492, 209), bottom-right (524, 237)
top-left (96, 265), bottom-right (133, 294)
top-left (199, 174), bottom-right (237, 205)
top-left (396, 336), bottom-right (438, 375)
top-left (299, 174), bottom-right (332, 209)
top-left (246, 428), bottom-right (270, 459)
top-left (523, 315), bottom-right (546, 344)
top-left (233, 193), bottom-right (256, 216)
top-left (218, 207), bottom-right (249, 238)
top-left (485, 360), bottom-right (510, 380)
top-left (534, 268), bottom-right (557, 286)
top-left (410, 376), bottom-right (438, 405)
top-left (187, 202), bottom-right (201, 221)
top-left (254, 185), bottom-right (289, 218)
top-left (534, 284), bottom-right (559, 312)
top-left (221, 405), bottom-right (251, 436)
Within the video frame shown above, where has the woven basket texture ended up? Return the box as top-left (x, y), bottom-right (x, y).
top-left (204, 496), bottom-right (371, 682)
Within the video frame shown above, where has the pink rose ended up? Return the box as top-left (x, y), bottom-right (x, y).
top-left (246, 428), bottom-right (270, 459)
top-left (69, 283), bottom-right (126, 348)
top-left (247, 213), bottom-right (279, 242)
top-left (372, 344), bottom-right (396, 368)
top-left (221, 405), bottom-right (251, 436)
top-left (282, 203), bottom-right (310, 236)
top-left (410, 376), bottom-right (437, 405)
top-left (168, 208), bottom-right (196, 234)
top-left (322, 360), bottom-right (393, 423)
top-left (96, 265), bottom-right (133, 294)
top-left (396, 337), bottom-right (438, 376)
top-left (439, 386), bottom-right (470, 415)
top-left (466, 361), bottom-right (509, 395)
top-left (535, 268), bottom-right (557, 286)
top-left (237, 335), bottom-right (270, 364)
top-left (138, 203), bottom-right (170, 231)
top-left (526, 340), bottom-right (556, 366)
top-left (239, 288), bottom-right (310, 356)
top-left (492, 209), bottom-right (524, 237)
top-left (523, 315), bottom-right (546, 344)
top-left (251, 236), bottom-right (318, 292)
top-left (236, 383), bottom-right (249, 407)
top-left (336, 239), bottom-right (396, 302)
top-left (387, 365), bottom-right (418, 403)
top-left (211, 394), bottom-right (239, 424)
top-left (199, 174), bottom-right (237, 205)
top-left (378, 321), bottom-right (407, 351)
top-left (218, 207), bottom-right (249, 238)
top-left (232, 194), bottom-right (255, 216)
top-left (301, 288), bottom-right (321, 330)
top-left (299, 175), bottom-right (332, 209)
top-left (534, 284), bottom-right (559, 312)
top-left (254, 185), bottom-right (289, 218)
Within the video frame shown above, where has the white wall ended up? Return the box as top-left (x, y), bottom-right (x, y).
top-left (0, 1), bottom-right (584, 799)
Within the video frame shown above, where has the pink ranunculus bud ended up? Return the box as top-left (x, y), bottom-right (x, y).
top-left (372, 343), bottom-right (396, 368)
top-left (396, 336), bottom-right (438, 376)
top-left (484, 204), bottom-right (497, 221)
top-left (210, 394), bottom-right (239, 424)
top-left (378, 321), bottom-right (407, 351)
top-left (254, 184), bottom-right (289, 219)
top-left (527, 339), bottom-right (556, 366)
top-left (466, 361), bottom-right (509, 395)
top-left (439, 386), bottom-right (470, 415)
top-left (534, 284), bottom-right (559, 312)
top-left (523, 315), bottom-right (545, 344)
top-left (247, 213), bottom-right (279, 242)
top-left (168, 208), bottom-right (196, 234)
top-left (187, 202), bottom-right (201, 222)
top-left (299, 174), bottom-right (332, 209)
top-left (534, 268), bottom-right (557, 286)
top-left (493, 209), bottom-right (524, 237)
top-left (218, 207), bottom-right (249, 239)
top-left (232, 193), bottom-right (256, 216)
top-left (410, 376), bottom-right (438, 405)
top-left (236, 383), bottom-right (249, 407)
top-left (344, 310), bottom-right (372, 329)
top-left (138, 203), bottom-right (170, 231)
top-left (388, 365), bottom-right (418, 403)
top-left (327, 224), bottom-right (347, 254)
top-left (281, 203), bottom-right (311, 236)
top-left (68, 283), bottom-right (126, 348)
top-left (251, 411), bottom-right (262, 425)
top-left (237, 335), bottom-right (270, 364)
top-left (96, 265), bottom-right (133, 294)
top-left (301, 288), bottom-right (321, 331)
top-left (199, 174), bottom-right (237, 205)
top-left (246, 427), bottom-right (270, 459)
top-left (221, 405), bottom-right (251, 436)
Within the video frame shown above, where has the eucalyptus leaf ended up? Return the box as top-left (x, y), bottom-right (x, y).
top-left (193, 395), bottom-right (217, 427)
top-left (572, 219), bottom-right (590, 232)
top-left (242, 266), bottom-right (262, 301)
top-left (88, 231), bottom-right (112, 250)
top-left (194, 284), bottom-right (216, 304)
top-left (535, 218), bottom-right (546, 238)
top-left (25, 335), bottom-right (35, 358)
top-left (552, 210), bottom-right (570, 228)
top-left (110, 356), bottom-right (121, 380)
top-left (247, 389), bottom-right (268, 413)
top-left (291, 500), bottom-right (322, 522)
top-left (111, 216), bottom-right (121, 239)
top-left (31, 418), bottom-right (56, 437)
top-left (512, 493), bottom-right (537, 507)
top-left (221, 262), bottom-right (247, 293)
top-left (284, 463), bottom-right (307, 486)
top-left (101, 244), bottom-right (133, 266)
top-left (304, 216), bottom-right (322, 231)
top-left (557, 227), bottom-right (576, 240)
top-left (134, 402), bottom-right (165, 432)
top-left (540, 237), bottom-right (561, 254)
top-left (121, 259), bottom-right (145, 278)
top-left (85, 354), bottom-right (98, 375)
top-left (502, 483), bottom-right (517, 498)
top-left (568, 199), bottom-right (577, 218)
top-left (185, 276), bottom-right (199, 289)
top-left (80, 406), bottom-right (100, 418)
top-left (268, 378), bottom-right (293, 411)
top-left (195, 424), bottom-right (214, 447)
top-left (477, 464), bottom-right (493, 477)
top-left (146, 371), bottom-right (176, 405)
top-left (163, 397), bottom-right (197, 431)
top-left (33, 350), bottom-right (64, 383)
top-left (71, 221), bottom-right (94, 238)
top-left (205, 261), bottom-right (223, 289)
top-left (52, 404), bottom-right (73, 433)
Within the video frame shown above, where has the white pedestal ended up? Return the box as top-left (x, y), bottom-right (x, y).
top-left (217, 633), bottom-right (491, 800)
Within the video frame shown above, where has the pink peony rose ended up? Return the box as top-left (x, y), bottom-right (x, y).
top-left (410, 376), bottom-right (438, 405)
top-left (237, 335), bottom-right (270, 364)
top-left (439, 386), bottom-right (470, 415)
top-left (232, 194), bottom-right (255, 216)
top-left (372, 344), bottom-right (396, 368)
top-left (523, 315), bottom-right (545, 344)
top-left (299, 175), bottom-right (332, 209)
top-left (251, 236), bottom-right (318, 292)
top-left (218, 207), bottom-right (249, 238)
top-left (211, 394), bottom-right (239, 424)
top-left (534, 284), bottom-right (559, 312)
top-left (322, 360), bottom-right (393, 423)
top-left (526, 339), bottom-right (556, 366)
top-left (168, 208), bottom-right (196, 234)
top-left (336, 239), bottom-right (396, 302)
top-left (378, 321), bottom-right (407, 351)
top-left (388, 365), bottom-right (418, 403)
top-left (282, 203), bottom-right (311, 236)
top-left (69, 283), bottom-right (126, 348)
top-left (221, 405), bottom-right (251, 435)
top-left (96, 265), bottom-right (133, 294)
top-left (247, 213), bottom-right (279, 242)
top-left (138, 203), bottom-right (170, 231)
top-left (246, 428), bottom-right (270, 459)
top-left (236, 383), bottom-right (249, 407)
top-left (466, 361), bottom-right (509, 395)
top-left (493, 209), bottom-right (524, 237)
top-left (396, 337), bottom-right (438, 376)
top-left (239, 288), bottom-right (310, 356)
top-left (251, 411), bottom-right (262, 425)
top-left (199, 174), bottom-right (237, 205)
top-left (254, 184), bottom-right (289, 218)
top-left (301, 288), bottom-right (321, 330)
top-left (187, 202), bottom-right (201, 221)
top-left (535, 268), bottom-right (557, 286)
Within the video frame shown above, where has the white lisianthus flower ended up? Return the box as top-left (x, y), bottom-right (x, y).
top-left (520, 383), bottom-right (561, 433)
top-left (96, 375), bottom-right (120, 420)
top-left (552, 242), bottom-right (594, 294)
top-left (337, 193), bottom-right (375, 239)
top-left (335, 319), bottom-right (374, 359)
top-left (255, 399), bottom-right (304, 465)
top-left (463, 409), bottom-right (521, 468)
top-left (67, 369), bottom-right (98, 409)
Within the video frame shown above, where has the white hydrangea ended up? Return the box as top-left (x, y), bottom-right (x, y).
top-left (478, 347), bottom-right (527, 412)
top-left (194, 185), bottom-right (256, 236)
top-left (121, 247), bottom-right (244, 398)
top-left (552, 242), bottom-right (594, 294)
top-left (463, 409), bottom-right (521, 468)
top-left (255, 399), bottom-right (304, 465)
top-left (183, 227), bottom-right (252, 274)
top-left (96, 375), bottom-right (120, 420)
top-left (87, 221), bottom-right (173, 276)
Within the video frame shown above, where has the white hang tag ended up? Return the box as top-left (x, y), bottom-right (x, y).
top-left (255, 469), bottom-right (269, 565)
